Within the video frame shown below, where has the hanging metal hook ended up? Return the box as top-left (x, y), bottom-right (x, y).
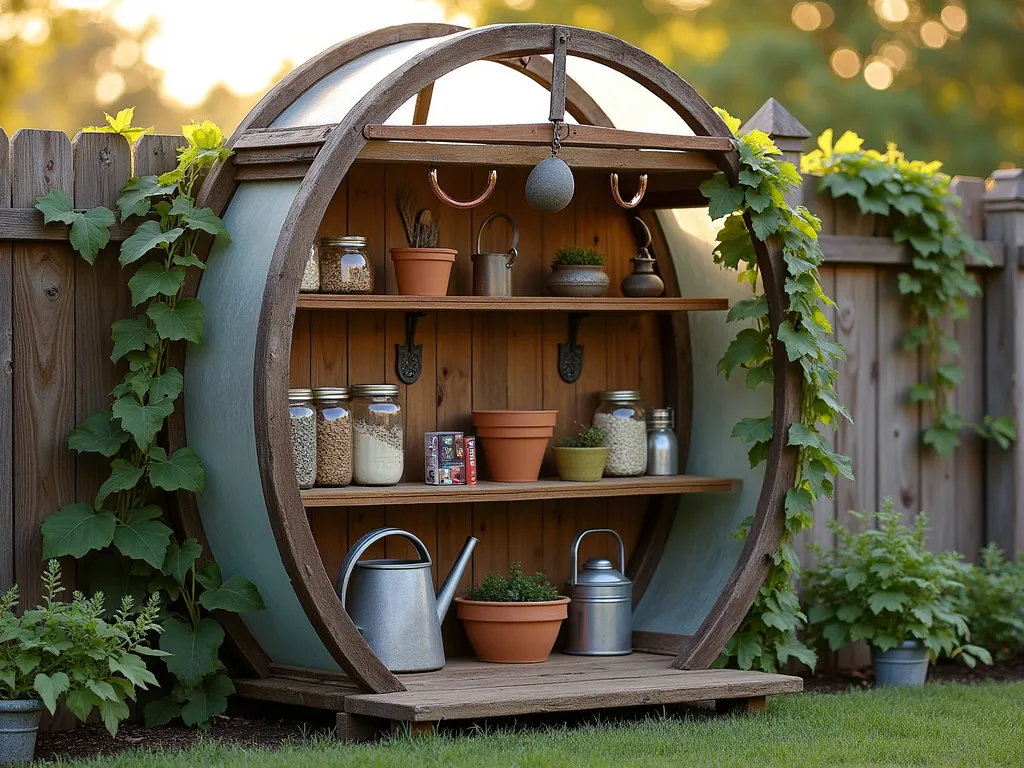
top-left (634, 216), bottom-right (653, 255)
top-left (429, 168), bottom-right (497, 209)
top-left (610, 173), bottom-right (648, 209)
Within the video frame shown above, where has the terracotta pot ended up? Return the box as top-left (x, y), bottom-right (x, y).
top-left (553, 446), bottom-right (610, 482)
top-left (472, 410), bottom-right (558, 482)
top-left (389, 248), bottom-right (457, 295)
top-left (455, 597), bottom-right (570, 663)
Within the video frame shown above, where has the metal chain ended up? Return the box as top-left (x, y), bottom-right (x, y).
top-left (551, 119), bottom-right (562, 157)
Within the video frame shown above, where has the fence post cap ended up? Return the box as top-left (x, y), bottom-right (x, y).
top-left (741, 98), bottom-right (810, 152)
top-left (984, 168), bottom-right (1024, 208)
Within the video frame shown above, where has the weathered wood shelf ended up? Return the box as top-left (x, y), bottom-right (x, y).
top-left (295, 295), bottom-right (729, 312)
top-left (300, 475), bottom-right (739, 508)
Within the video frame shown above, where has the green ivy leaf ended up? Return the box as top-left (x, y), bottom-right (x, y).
top-left (148, 446), bottom-right (205, 494)
top-left (113, 506), bottom-right (173, 568)
top-left (69, 207), bottom-right (115, 265)
top-left (788, 423), bottom-right (828, 451)
top-left (68, 410), bottom-right (130, 457)
top-left (160, 617), bottom-right (224, 685)
top-left (750, 208), bottom-right (783, 240)
top-left (94, 458), bottom-right (145, 510)
top-left (98, 698), bottom-right (130, 737)
top-left (35, 189), bottom-right (77, 224)
top-left (83, 107), bottom-right (153, 147)
top-left (745, 361), bottom-right (773, 391)
top-left (936, 364), bottom-right (965, 387)
top-left (199, 575), bottom-right (265, 614)
top-left (822, 621), bottom-right (848, 651)
top-left (109, 653), bottom-right (158, 689)
top-left (162, 537), bottom-right (203, 585)
top-left (731, 416), bottom-right (773, 444)
top-left (734, 632), bottom-right (761, 670)
top-left (784, 487), bottom-right (813, 519)
top-left (747, 440), bottom-right (770, 469)
top-left (144, 697), bottom-right (182, 728)
top-left (923, 424), bottom-right (961, 455)
top-left (181, 673), bottom-right (234, 729)
top-left (867, 590), bottom-right (910, 615)
top-left (726, 295), bottom-right (768, 323)
top-left (119, 221), bottom-right (184, 267)
top-left (182, 207), bottom-right (230, 240)
top-left (196, 561), bottom-right (222, 590)
top-left (117, 176), bottom-right (177, 220)
top-left (128, 262), bottom-right (186, 306)
top-left (147, 298), bottom-right (204, 344)
top-left (34, 672), bottom-right (70, 714)
top-left (41, 504), bottom-right (116, 559)
top-left (110, 316), bottom-right (158, 364)
top-left (149, 368), bottom-right (184, 403)
top-left (745, 185), bottom-right (771, 213)
top-left (112, 395), bottom-right (174, 450)
top-left (699, 173), bottom-right (746, 219)
top-left (718, 327), bottom-right (770, 378)
top-left (777, 321), bottom-right (817, 362)
top-left (172, 252), bottom-right (206, 271)
top-left (65, 689), bottom-right (99, 723)
top-left (738, 169), bottom-right (762, 187)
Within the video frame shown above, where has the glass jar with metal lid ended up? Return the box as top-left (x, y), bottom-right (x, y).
top-left (593, 390), bottom-right (647, 477)
top-left (319, 235), bottom-right (373, 294)
top-left (646, 407), bottom-right (678, 476)
top-left (313, 387), bottom-right (352, 487)
top-left (300, 243), bottom-right (319, 292)
top-left (350, 384), bottom-right (403, 486)
top-left (288, 388), bottom-right (316, 489)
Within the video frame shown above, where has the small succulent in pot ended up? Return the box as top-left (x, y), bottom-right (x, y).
top-left (390, 185), bottom-right (456, 295)
top-left (547, 246), bottom-right (609, 298)
top-left (554, 424), bottom-right (610, 482)
top-left (456, 563), bottom-right (569, 663)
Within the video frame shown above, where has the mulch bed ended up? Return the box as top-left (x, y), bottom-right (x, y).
top-left (35, 656), bottom-right (1024, 763)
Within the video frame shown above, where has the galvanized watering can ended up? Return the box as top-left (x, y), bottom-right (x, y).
top-left (472, 212), bottom-right (519, 296)
top-left (564, 529), bottom-right (633, 656)
top-left (337, 528), bottom-right (477, 672)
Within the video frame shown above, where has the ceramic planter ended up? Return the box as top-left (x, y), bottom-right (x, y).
top-left (553, 446), bottom-right (610, 482)
top-left (546, 264), bottom-right (609, 297)
top-left (0, 700), bottom-right (42, 764)
top-left (455, 596), bottom-right (570, 663)
top-left (472, 410), bottom-right (557, 482)
top-left (389, 247), bottom-right (457, 295)
top-left (872, 640), bottom-right (930, 686)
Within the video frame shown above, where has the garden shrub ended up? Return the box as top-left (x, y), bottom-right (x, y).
top-left (958, 545), bottom-right (1024, 660)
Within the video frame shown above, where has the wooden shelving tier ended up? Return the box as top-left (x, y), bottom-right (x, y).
top-left (296, 295), bottom-right (729, 311)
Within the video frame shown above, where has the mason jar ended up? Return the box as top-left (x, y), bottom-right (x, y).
top-left (593, 390), bottom-right (647, 477)
top-left (313, 387), bottom-right (352, 488)
top-left (288, 388), bottom-right (316, 489)
top-left (350, 384), bottom-right (404, 486)
top-left (646, 407), bottom-right (679, 476)
top-left (300, 243), bottom-right (320, 292)
top-left (319, 235), bottom-right (373, 294)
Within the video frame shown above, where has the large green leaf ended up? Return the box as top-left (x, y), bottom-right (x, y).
top-left (112, 395), bottom-right (174, 449)
top-left (113, 506), bottom-right (173, 568)
top-left (181, 673), bottom-right (234, 728)
top-left (65, 689), bottom-right (100, 723)
top-left (35, 189), bottom-right (77, 224)
top-left (117, 176), bottom-right (177, 220)
top-left (196, 560), bottom-right (222, 590)
top-left (147, 299), bottom-right (204, 343)
top-left (84, 550), bottom-right (149, 617)
top-left (109, 653), bottom-right (158, 689)
top-left (149, 368), bottom-right (183, 402)
top-left (69, 207), bottom-right (115, 265)
top-left (868, 590), bottom-right (909, 615)
top-left (41, 504), bottom-right (116, 559)
top-left (119, 221), bottom-right (184, 267)
top-left (148, 446), bottom-right (205, 493)
top-left (777, 320), bottom-right (818, 362)
top-left (98, 697), bottom-right (130, 737)
top-left (162, 537), bottom-right (203, 585)
top-left (128, 262), bottom-right (186, 307)
top-left (67, 410), bottom-right (130, 457)
top-left (183, 207), bottom-right (229, 239)
top-left (34, 672), bottom-right (70, 714)
top-left (143, 696), bottom-right (182, 728)
top-left (160, 617), bottom-right (224, 685)
top-left (199, 575), bottom-right (265, 614)
top-left (94, 458), bottom-right (145, 509)
top-left (731, 416), bottom-right (773, 444)
top-left (699, 173), bottom-right (746, 220)
top-left (110, 316), bottom-right (157, 364)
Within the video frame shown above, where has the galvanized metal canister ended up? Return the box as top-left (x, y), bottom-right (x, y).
top-left (472, 212), bottom-right (519, 296)
top-left (564, 528), bottom-right (633, 655)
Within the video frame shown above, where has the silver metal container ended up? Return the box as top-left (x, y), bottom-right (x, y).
top-left (646, 407), bottom-right (679, 476)
top-left (472, 212), bottom-right (518, 296)
top-left (564, 529), bottom-right (632, 655)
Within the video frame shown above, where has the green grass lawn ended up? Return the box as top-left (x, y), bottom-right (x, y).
top-left (54, 683), bottom-right (1024, 767)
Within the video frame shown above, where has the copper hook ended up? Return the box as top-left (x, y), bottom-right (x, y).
top-left (610, 173), bottom-right (648, 209)
top-left (429, 169), bottom-right (497, 209)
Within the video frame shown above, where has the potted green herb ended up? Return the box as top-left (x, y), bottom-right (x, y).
top-left (0, 561), bottom-right (163, 763)
top-left (455, 562), bottom-right (570, 663)
top-left (804, 500), bottom-right (991, 686)
top-left (553, 424), bottom-right (609, 482)
top-left (546, 246), bottom-right (609, 297)
top-left (390, 185), bottom-right (456, 295)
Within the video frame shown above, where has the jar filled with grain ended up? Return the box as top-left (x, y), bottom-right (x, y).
top-left (320, 236), bottom-right (373, 294)
top-left (313, 387), bottom-right (352, 487)
top-left (594, 390), bottom-right (647, 477)
top-left (300, 244), bottom-right (320, 292)
top-left (289, 388), bottom-right (316, 489)
top-left (350, 384), bottom-right (404, 486)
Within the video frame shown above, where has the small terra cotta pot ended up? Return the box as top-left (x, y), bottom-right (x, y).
top-left (455, 596), bottom-right (570, 663)
top-left (472, 410), bottom-right (557, 482)
top-left (389, 248), bottom-right (457, 296)
top-left (553, 446), bottom-right (610, 482)
top-left (546, 264), bottom-right (610, 298)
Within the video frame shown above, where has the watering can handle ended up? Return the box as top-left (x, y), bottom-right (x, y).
top-left (336, 528), bottom-right (432, 611)
top-left (476, 212), bottom-right (519, 268)
top-left (569, 528), bottom-right (625, 587)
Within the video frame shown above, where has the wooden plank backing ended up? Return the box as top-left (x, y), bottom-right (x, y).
top-left (0, 128), bottom-right (11, 592)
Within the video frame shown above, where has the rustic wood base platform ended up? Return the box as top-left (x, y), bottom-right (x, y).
top-left (236, 653), bottom-right (802, 741)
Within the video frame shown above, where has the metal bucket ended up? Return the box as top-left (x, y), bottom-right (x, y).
top-left (472, 212), bottom-right (518, 296)
top-left (872, 640), bottom-right (930, 686)
top-left (0, 700), bottom-right (42, 764)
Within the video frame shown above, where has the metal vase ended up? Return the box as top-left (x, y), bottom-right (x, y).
top-left (0, 700), bottom-right (42, 764)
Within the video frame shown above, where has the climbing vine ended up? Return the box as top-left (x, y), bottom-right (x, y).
top-left (34, 109), bottom-right (264, 728)
top-left (700, 110), bottom-right (852, 673)
top-left (802, 130), bottom-right (1016, 455)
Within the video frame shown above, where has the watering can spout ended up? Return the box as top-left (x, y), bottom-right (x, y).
top-left (436, 536), bottom-right (478, 622)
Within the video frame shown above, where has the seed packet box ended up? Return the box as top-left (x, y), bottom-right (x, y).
top-left (425, 431), bottom-right (465, 485)
top-left (464, 436), bottom-right (478, 485)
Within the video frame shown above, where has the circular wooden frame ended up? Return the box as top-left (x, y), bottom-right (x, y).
top-left (179, 23), bottom-right (801, 694)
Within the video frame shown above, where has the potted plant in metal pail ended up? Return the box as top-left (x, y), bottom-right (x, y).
top-left (455, 563), bottom-right (570, 663)
top-left (390, 185), bottom-right (457, 295)
top-left (1, 561), bottom-right (164, 763)
top-left (546, 246), bottom-right (609, 297)
top-left (553, 424), bottom-right (609, 482)
top-left (804, 499), bottom-right (991, 686)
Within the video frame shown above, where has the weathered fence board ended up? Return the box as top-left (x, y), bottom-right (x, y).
top-left (0, 128), bottom-right (12, 593)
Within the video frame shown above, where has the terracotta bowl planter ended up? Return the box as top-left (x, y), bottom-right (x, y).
top-left (455, 596), bottom-right (570, 663)
top-left (472, 410), bottom-right (557, 482)
top-left (389, 247), bottom-right (457, 295)
top-left (553, 446), bottom-right (610, 482)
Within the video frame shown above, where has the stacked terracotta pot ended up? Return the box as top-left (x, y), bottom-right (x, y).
top-left (471, 410), bottom-right (558, 482)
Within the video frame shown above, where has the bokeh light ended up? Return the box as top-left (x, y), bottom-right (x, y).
top-left (792, 2), bottom-right (822, 31)
top-left (19, 14), bottom-right (49, 45)
top-left (920, 19), bottom-right (948, 48)
top-left (874, 0), bottom-right (909, 23)
top-left (111, 40), bottom-right (140, 69)
top-left (94, 72), bottom-right (126, 104)
top-left (503, 0), bottom-right (535, 9)
top-left (864, 58), bottom-right (894, 89)
top-left (879, 41), bottom-right (909, 70)
top-left (815, 3), bottom-right (836, 27)
top-left (830, 47), bottom-right (861, 78)
top-left (940, 5), bottom-right (967, 33)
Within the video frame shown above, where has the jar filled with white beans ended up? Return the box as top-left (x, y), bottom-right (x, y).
top-left (593, 390), bottom-right (647, 477)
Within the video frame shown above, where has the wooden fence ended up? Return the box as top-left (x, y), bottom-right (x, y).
top-left (1, 123), bottom-right (1022, 615)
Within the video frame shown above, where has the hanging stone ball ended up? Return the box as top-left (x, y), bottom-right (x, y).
top-left (526, 157), bottom-right (575, 213)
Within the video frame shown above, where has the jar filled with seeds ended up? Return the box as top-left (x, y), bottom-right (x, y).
top-left (313, 386), bottom-right (352, 487)
top-left (320, 236), bottom-right (373, 294)
top-left (350, 384), bottom-right (403, 486)
top-left (593, 390), bottom-right (647, 477)
top-left (300, 243), bottom-right (320, 292)
top-left (289, 388), bottom-right (316, 489)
